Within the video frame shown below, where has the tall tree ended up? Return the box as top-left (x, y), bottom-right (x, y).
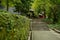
top-left (14, 0), bottom-right (33, 14)
top-left (1, 0), bottom-right (14, 11)
top-left (32, 0), bottom-right (52, 18)
top-left (6, 0), bottom-right (9, 11)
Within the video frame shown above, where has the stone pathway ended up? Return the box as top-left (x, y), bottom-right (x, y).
top-left (31, 19), bottom-right (60, 40)
top-left (32, 31), bottom-right (60, 40)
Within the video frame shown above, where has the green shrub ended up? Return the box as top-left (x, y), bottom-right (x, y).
top-left (43, 18), bottom-right (53, 24)
top-left (0, 12), bottom-right (30, 40)
top-left (48, 24), bottom-right (60, 30)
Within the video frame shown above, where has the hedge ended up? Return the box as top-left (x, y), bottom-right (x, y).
top-left (0, 12), bottom-right (30, 40)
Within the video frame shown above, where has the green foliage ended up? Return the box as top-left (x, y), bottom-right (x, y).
top-left (48, 24), bottom-right (60, 30)
top-left (32, 0), bottom-right (42, 17)
top-left (43, 18), bottom-right (53, 24)
top-left (31, 0), bottom-right (52, 17)
top-left (32, 0), bottom-right (44, 13)
top-left (0, 11), bottom-right (30, 40)
top-left (14, 0), bottom-right (33, 14)
top-left (32, 0), bottom-right (60, 23)
top-left (1, 0), bottom-right (14, 6)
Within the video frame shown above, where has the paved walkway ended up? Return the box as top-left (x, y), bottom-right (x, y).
top-left (31, 19), bottom-right (60, 40)
top-left (32, 31), bottom-right (60, 40)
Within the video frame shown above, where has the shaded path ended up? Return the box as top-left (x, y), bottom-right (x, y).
top-left (31, 19), bottom-right (60, 40)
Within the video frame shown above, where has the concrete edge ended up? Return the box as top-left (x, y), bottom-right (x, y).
top-left (53, 29), bottom-right (60, 33)
top-left (50, 29), bottom-right (60, 34)
top-left (28, 31), bottom-right (32, 40)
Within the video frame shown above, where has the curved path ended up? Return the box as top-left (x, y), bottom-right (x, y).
top-left (31, 19), bottom-right (60, 40)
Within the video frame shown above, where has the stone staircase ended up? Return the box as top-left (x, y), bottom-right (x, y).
top-left (31, 19), bottom-right (49, 31)
top-left (30, 19), bottom-right (60, 40)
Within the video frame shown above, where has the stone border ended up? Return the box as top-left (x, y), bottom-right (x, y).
top-left (28, 31), bottom-right (32, 40)
top-left (52, 28), bottom-right (60, 34)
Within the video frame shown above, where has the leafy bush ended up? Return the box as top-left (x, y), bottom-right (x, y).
top-left (48, 24), bottom-right (60, 30)
top-left (43, 18), bottom-right (53, 24)
top-left (0, 12), bottom-right (30, 40)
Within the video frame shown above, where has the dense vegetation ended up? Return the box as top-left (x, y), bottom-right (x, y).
top-left (1, 0), bottom-right (60, 20)
top-left (0, 0), bottom-right (33, 14)
top-left (31, 0), bottom-right (60, 30)
top-left (14, 0), bottom-right (33, 14)
top-left (0, 11), bottom-right (30, 40)
top-left (0, 0), bottom-right (60, 39)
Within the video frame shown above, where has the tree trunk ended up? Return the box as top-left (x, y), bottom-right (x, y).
top-left (6, 0), bottom-right (9, 11)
